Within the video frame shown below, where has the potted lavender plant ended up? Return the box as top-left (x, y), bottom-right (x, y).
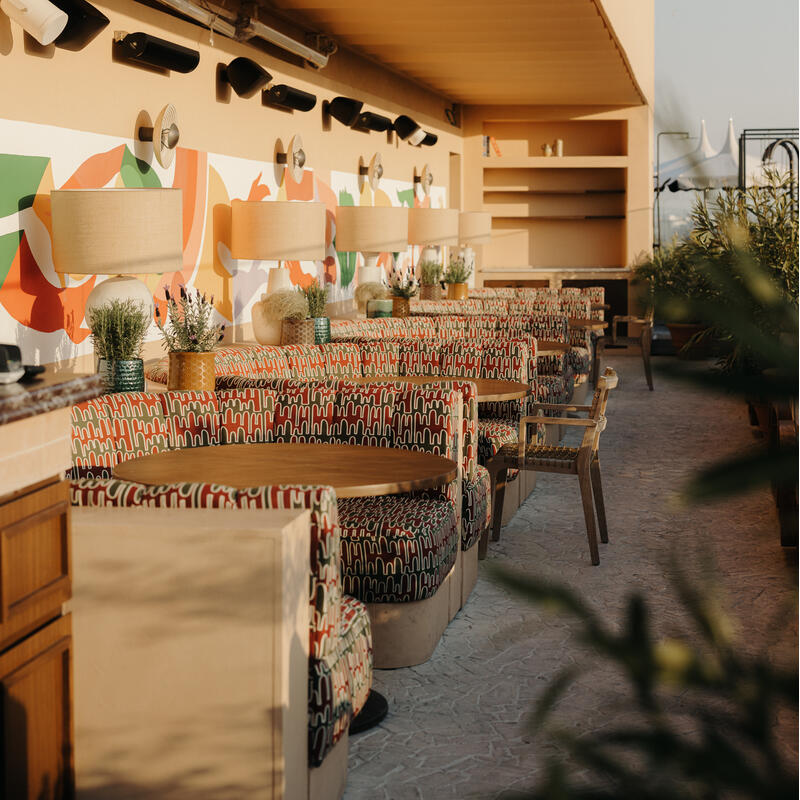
top-left (388, 262), bottom-right (419, 317)
top-left (155, 286), bottom-right (225, 391)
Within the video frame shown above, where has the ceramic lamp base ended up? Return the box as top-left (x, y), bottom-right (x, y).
top-left (85, 275), bottom-right (154, 321)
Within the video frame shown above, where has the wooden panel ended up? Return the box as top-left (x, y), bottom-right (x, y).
top-left (482, 167), bottom-right (626, 193)
top-left (272, 0), bottom-right (645, 105)
top-left (484, 120), bottom-right (627, 157)
top-left (0, 481), bottom-right (70, 651)
top-left (72, 506), bottom-right (311, 799)
top-left (0, 614), bottom-right (74, 800)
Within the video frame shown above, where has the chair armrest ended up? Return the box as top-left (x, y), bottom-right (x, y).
top-left (530, 402), bottom-right (592, 413)
top-left (518, 414), bottom-right (604, 454)
top-left (612, 315), bottom-right (646, 344)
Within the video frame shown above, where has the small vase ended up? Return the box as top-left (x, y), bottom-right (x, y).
top-left (167, 351), bottom-right (216, 392)
top-left (366, 299), bottom-right (393, 318)
top-left (419, 284), bottom-right (442, 301)
top-left (447, 282), bottom-right (469, 301)
top-left (98, 358), bottom-right (144, 394)
top-left (313, 317), bottom-right (331, 344)
top-left (392, 297), bottom-right (411, 318)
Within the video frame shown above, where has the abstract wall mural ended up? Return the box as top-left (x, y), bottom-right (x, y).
top-left (0, 118), bottom-right (445, 364)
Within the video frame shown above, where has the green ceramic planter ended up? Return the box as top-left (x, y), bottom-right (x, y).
top-left (314, 317), bottom-right (331, 344)
top-left (98, 358), bottom-right (145, 394)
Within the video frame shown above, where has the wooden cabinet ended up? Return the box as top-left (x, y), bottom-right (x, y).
top-left (0, 479), bottom-right (73, 800)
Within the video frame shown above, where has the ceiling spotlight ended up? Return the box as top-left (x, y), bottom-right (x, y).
top-left (420, 132), bottom-right (438, 147)
top-left (221, 57), bottom-right (272, 99)
top-left (325, 96), bottom-right (363, 127)
top-left (355, 111), bottom-right (392, 132)
top-left (0, 0), bottom-right (68, 45)
top-left (114, 31), bottom-right (199, 73)
top-left (264, 84), bottom-right (317, 112)
top-left (393, 115), bottom-right (426, 146)
top-left (50, 0), bottom-right (109, 51)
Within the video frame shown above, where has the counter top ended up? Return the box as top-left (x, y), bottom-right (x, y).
top-left (0, 369), bottom-right (104, 426)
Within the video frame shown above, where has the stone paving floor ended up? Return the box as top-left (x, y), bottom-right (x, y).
top-left (343, 353), bottom-right (798, 800)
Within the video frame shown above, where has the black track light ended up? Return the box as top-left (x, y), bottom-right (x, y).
top-left (51, 0), bottom-right (109, 51)
top-left (221, 57), bottom-right (272, 99)
top-left (355, 111), bottom-right (393, 132)
top-left (393, 115), bottom-right (426, 146)
top-left (264, 84), bottom-right (317, 112)
top-left (420, 132), bottom-right (438, 147)
top-left (114, 32), bottom-right (200, 73)
top-left (325, 96), bottom-right (363, 127)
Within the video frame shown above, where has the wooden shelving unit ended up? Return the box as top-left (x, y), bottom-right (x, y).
top-left (478, 118), bottom-right (630, 276)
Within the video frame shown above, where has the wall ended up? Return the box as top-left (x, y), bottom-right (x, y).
top-left (0, 0), bottom-right (462, 366)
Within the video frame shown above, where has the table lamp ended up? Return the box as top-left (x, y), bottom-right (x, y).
top-left (51, 188), bottom-right (183, 322)
top-left (230, 199), bottom-right (326, 344)
top-left (335, 205), bottom-right (408, 313)
top-left (458, 211), bottom-right (492, 276)
top-left (407, 207), bottom-right (459, 269)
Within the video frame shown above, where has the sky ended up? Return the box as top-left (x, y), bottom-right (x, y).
top-left (654, 0), bottom-right (799, 239)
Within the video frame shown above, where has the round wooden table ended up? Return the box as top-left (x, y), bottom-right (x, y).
top-left (113, 442), bottom-right (459, 498)
top-left (536, 340), bottom-right (570, 357)
top-left (349, 375), bottom-right (530, 402)
top-left (569, 318), bottom-right (608, 332)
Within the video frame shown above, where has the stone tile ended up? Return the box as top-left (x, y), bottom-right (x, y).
top-left (344, 354), bottom-right (798, 798)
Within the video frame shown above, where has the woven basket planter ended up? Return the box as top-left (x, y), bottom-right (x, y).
top-left (392, 297), bottom-right (411, 318)
top-left (98, 358), bottom-right (144, 394)
top-left (167, 351), bottom-right (216, 392)
top-left (282, 317), bottom-right (331, 345)
top-left (419, 284), bottom-right (443, 301)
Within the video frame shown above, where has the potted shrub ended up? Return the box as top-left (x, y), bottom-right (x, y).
top-left (155, 286), bottom-right (225, 391)
top-left (418, 259), bottom-right (443, 300)
top-left (443, 255), bottom-right (472, 301)
top-left (633, 242), bottom-right (714, 358)
top-left (87, 298), bottom-right (149, 393)
top-left (282, 280), bottom-right (330, 344)
top-left (252, 289), bottom-right (308, 345)
top-left (387, 262), bottom-right (418, 317)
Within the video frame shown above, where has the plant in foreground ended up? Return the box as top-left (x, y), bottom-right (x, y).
top-left (489, 556), bottom-right (798, 800)
top-left (155, 287), bottom-right (225, 352)
top-left (418, 259), bottom-right (443, 286)
top-left (388, 261), bottom-right (419, 298)
top-left (87, 299), bottom-right (149, 361)
top-left (443, 254), bottom-right (472, 284)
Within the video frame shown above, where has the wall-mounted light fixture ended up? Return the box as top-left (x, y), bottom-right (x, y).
top-left (420, 132), bottom-right (438, 147)
top-left (324, 96), bottom-right (363, 127)
top-left (137, 104), bottom-right (180, 168)
top-left (355, 111), bottom-right (392, 132)
top-left (413, 164), bottom-right (434, 197)
top-left (49, 0), bottom-right (108, 50)
top-left (359, 153), bottom-right (383, 192)
top-left (51, 188), bottom-right (183, 321)
top-left (263, 84), bottom-right (317, 112)
top-left (275, 134), bottom-right (307, 184)
top-left (114, 31), bottom-right (200, 73)
top-left (220, 57), bottom-right (271, 98)
top-left (0, 0), bottom-right (67, 45)
top-left (394, 115), bottom-right (426, 146)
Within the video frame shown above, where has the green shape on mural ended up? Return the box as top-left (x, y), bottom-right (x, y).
top-left (0, 231), bottom-right (22, 290)
top-left (396, 188), bottom-right (415, 208)
top-left (335, 189), bottom-right (356, 288)
top-left (120, 146), bottom-right (161, 188)
top-left (0, 154), bottom-right (50, 217)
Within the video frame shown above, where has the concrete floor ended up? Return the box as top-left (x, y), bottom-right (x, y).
top-left (343, 353), bottom-right (798, 800)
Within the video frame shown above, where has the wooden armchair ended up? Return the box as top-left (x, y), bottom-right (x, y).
top-left (593, 308), bottom-right (654, 390)
top-left (482, 368), bottom-right (618, 565)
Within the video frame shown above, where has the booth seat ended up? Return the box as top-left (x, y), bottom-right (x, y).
top-left (70, 384), bottom-right (465, 670)
top-left (148, 343), bottom-right (489, 569)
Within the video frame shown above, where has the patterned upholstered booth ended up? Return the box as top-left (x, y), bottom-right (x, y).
top-left (71, 383), bottom-right (467, 672)
top-left (146, 343), bottom-right (491, 586)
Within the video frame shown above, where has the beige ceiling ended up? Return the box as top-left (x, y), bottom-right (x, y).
top-left (264, 0), bottom-right (644, 106)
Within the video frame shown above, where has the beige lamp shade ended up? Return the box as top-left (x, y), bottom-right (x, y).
top-left (230, 200), bottom-right (326, 260)
top-left (459, 212), bottom-right (492, 244)
top-left (51, 189), bottom-right (183, 275)
top-left (407, 207), bottom-right (459, 246)
top-left (335, 205), bottom-right (408, 253)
